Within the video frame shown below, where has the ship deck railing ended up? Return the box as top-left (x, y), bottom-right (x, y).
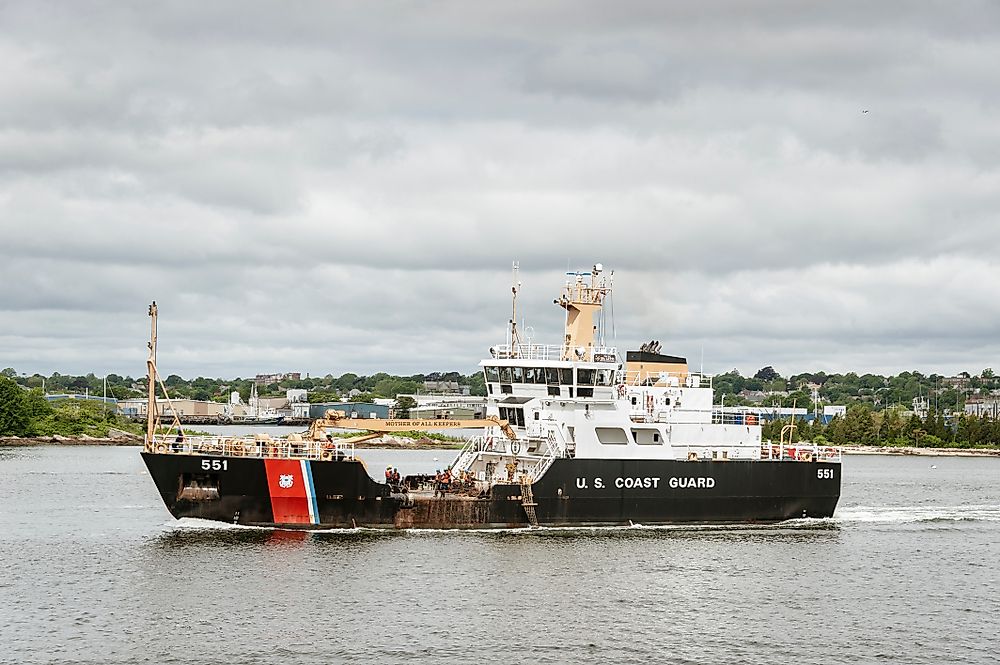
top-left (680, 441), bottom-right (842, 463)
top-left (625, 370), bottom-right (713, 388)
top-left (492, 343), bottom-right (619, 363)
top-left (145, 434), bottom-right (357, 461)
top-left (710, 410), bottom-right (766, 425)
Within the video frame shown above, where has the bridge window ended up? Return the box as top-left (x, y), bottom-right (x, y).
top-left (499, 367), bottom-right (512, 384)
top-left (499, 407), bottom-right (525, 428)
top-left (485, 366), bottom-right (499, 383)
top-left (597, 369), bottom-right (615, 386)
top-left (545, 367), bottom-right (560, 385)
top-left (577, 368), bottom-right (596, 386)
top-left (511, 367), bottom-right (524, 383)
top-left (559, 368), bottom-right (573, 385)
top-left (595, 427), bottom-right (628, 445)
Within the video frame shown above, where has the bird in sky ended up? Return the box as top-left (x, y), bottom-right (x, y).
top-left (862, 109), bottom-right (870, 113)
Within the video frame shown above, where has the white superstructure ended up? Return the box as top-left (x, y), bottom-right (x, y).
top-left (451, 265), bottom-right (839, 484)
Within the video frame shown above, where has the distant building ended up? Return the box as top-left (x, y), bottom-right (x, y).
top-left (254, 372), bottom-right (301, 386)
top-left (397, 394), bottom-right (486, 419)
top-left (286, 389), bottom-right (308, 403)
top-left (308, 402), bottom-right (391, 420)
top-left (738, 390), bottom-right (768, 404)
top-left (942, 375), bottom-right (971, 391)
top-left (45, 394), bottom-right (117, 406)
top-left (423, 380), bottom-right (471, 396)
top-left (118, 398), bottom-right (226, 417)
top-left (965, 398), bottom-right (1000, 418)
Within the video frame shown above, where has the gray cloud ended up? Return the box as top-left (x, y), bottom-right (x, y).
top-left (1, 1), bottom-right (999, 378)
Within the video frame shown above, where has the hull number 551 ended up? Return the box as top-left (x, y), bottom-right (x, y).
top-left (817, 468), bottom-right (834, 479)
top-left (201, 459), bottom-right (228, 471)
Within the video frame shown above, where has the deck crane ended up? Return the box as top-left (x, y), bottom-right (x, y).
top-left (305, 410), bottom-right (518, 446)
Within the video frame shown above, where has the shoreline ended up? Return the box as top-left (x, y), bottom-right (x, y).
top-left (839, 445), bottom-right (1000, 457)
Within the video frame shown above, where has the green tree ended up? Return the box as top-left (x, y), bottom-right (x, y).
top-left (0, 376), bottom-right (29, 435)
top-left (21, 389), bottom-right (53, 435)
top-left (395, 395), bottom-right (417, 418)
top-left (754, 366), bottom-right (780, 382)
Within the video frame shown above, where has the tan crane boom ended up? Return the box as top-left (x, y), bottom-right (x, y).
top-left (305, 410), bottom-right (517, 442)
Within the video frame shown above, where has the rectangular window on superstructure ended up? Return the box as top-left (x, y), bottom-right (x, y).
top-left (597, 369), bottom-right (615, 386)
top-left (545, 368), bottom-right (560, 385)
top-left (577, 368), bottom-right (596, 386)
top-left (499, 367), bottom-right (512, 384)
top-left (511, 367), bottom-right (524, 383)
top-left (485, 366), bottom-right (499, 383)
top-left (533, 368), bottom-right (547, 384)
top-left (631, 429), bottom-right (662, 445)
top-left (559, 368), bottom-right (573, 385)
top-left (595, 427), bottom-right (629, 445)
top-left (524, 367), bottom-right (540, 383)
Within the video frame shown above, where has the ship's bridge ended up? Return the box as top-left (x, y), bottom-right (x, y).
top-left (481, 343), bottom-right (620, 400)
top-left (490, 342), bottom-right (618, 363)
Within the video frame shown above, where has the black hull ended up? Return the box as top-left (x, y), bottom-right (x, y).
top-left (141, 453), bottom-right (841, 529)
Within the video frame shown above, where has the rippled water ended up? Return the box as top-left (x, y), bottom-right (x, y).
top-left (1, 447), bottom-right (997, 664)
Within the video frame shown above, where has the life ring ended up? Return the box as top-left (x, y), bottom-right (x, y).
top-left (746, 414), bottom-right (758, 425)
top-left (799, 451), bottom-right (813, 462)
top-left (510, 441), bottom-right (521, 456)
top-left (155, 443), bottom-right (167, 454)
top-left (687, 451), bottom-right (698, 462)
top-left (321, 450), bottom-right (333, 462)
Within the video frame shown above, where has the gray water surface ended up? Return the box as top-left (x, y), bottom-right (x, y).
top-left (1, 447), bottom-right (997, 664)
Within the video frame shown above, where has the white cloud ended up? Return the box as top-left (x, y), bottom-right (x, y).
top-left (1, 1), bottom-right (998, 378)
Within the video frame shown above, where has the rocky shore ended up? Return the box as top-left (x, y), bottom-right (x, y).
top-left (0, 431), bottom-right (143, 446)
top-left (841, 445), bottom-right (1000, 457)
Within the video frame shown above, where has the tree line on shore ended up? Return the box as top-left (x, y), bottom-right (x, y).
top-left (762, 404), bottom-right (1000, 449)
top-left (714, 366), bottom-right (998, 412)
top-left (0, 376), bottom-right (142, 438)
top-left (0, 368), bottom-right (486, 403)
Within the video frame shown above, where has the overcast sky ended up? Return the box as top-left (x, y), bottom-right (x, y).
top-left (2, 1), bottom-right (999, 380)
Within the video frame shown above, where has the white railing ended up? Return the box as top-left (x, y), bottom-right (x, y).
top-left (679, 441), bottom-right (842, 463)
top-left (450, 435), bottom-right (484, 473)
top-left (625, 371), bottom-right (713, 388)
top-left (492, 343), bottom-right (618, 362)
top-left (759, 442), bottom-right (841, 463)
top-left (710, 410), bottom-right (763, 426)
top-left (522, 427), bottom-right (569, 481)
top-left (145, 434), bottom-right (357, 461)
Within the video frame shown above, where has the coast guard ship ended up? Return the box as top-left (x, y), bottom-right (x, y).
top-left (141, 264), bottom-right (841, 528)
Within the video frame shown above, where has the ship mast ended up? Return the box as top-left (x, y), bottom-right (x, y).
top-left (556, 263), bottom-right (612, 361)
top-left (146, 302), bottom-right (158, 446)
top-left (145, 301), bottom-right (184, 449)
top-left (509, 261), bottom-right (523, 356)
